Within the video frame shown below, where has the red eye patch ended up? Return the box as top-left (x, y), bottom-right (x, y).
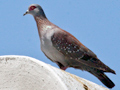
top-left (29, 6), bottom-right (36, 11)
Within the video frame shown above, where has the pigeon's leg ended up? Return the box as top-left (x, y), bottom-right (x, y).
top-left (60, 66), bottom-right (68, 70)
top-left (56, 61), bottom-right (68, 70)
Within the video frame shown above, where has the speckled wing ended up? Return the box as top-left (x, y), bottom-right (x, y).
top-left (51, 30), bottom-right (113, 72)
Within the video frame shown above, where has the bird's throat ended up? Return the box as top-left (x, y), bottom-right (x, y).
top-left (34, 16), bottom-right (51, 37)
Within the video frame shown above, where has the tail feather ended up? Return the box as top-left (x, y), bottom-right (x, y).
top-left (91, 71), bottom-right (115, 88)
top-left (71, 62), bottom-right (115, 88)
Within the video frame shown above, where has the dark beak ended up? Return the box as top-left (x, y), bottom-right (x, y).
top-left (23, 10), bottom-right (29, 16)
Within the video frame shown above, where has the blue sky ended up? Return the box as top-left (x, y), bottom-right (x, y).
top-left (0, 0), bottom-right (119, 89)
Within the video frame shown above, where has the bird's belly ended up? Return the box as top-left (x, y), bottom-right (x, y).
top-left (41, 38), bottom-right (67, 66)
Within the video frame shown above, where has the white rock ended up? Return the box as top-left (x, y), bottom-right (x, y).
top-left (0, 55), bottom-right (109, 90)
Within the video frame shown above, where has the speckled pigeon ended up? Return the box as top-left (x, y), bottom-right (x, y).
top-left (23, 4), bottom-right (116, 88)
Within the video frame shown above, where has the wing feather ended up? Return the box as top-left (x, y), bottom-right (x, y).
top-left (51, 30), bottom-right (114, 72)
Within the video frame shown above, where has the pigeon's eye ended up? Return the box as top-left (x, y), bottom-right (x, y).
top-left (29, 6), bottom-right (36, 11)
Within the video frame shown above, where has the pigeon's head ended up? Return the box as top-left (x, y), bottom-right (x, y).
top-left (23, 4), bottom-right (46, 17)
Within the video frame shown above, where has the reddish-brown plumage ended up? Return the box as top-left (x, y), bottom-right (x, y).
top-left (24, 4), bottom-right (116, 88)
top-left (51, 30), bottom-right (115, 73)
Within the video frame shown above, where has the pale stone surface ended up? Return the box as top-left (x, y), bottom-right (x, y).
top-left (0, 55), bottom-right (109, 90)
